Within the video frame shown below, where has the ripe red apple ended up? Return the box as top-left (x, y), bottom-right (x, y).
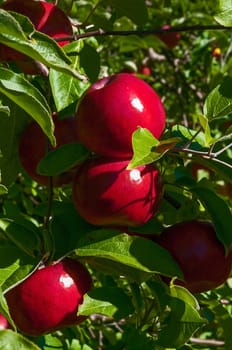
top-left (72, 157), bottom-right (163, 227)
top-left (154, 220), bottom-right (232, 293)
top-left (18, 114), bottom-right (79, 187)
top-left (5, 258), bottom-right (92, 336)
top-left (0, 0), bottom-right (73, 74)
top-left (75, 73), bottom-right (166, 158)
top-left (0, 314), bottom-right (11, 331)
top-left (157, 25), bottom-right (181, 49)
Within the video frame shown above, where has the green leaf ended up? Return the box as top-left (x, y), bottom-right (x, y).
top-left (0, 68), bottom-right (55, 146)
top-left (0, 9), bottom-right (27, 42)
top-left (108, 0), bottom-right (148, 25)
top-left (171, 124), bottom-right (208, 148)
top-left (170, 284), bottom-right (200, 310)
top-left (0, 10), bottom-right (79, 78)
top-left (0, 185), bottom-right (8, 195)
top-left (198, 114), bottom-right (215, 146)
top-left (76, 230), bottom-right (183, 278)
top-left (37, 143), bottom-right (89, 176)
top-left (128, 127), bottom-right (160, 168)
top-left (0, 102), bottom-right (10, 116)
top-left (215, 9), bottom-right (232, 26)
top-left (191, 185), bottom-right (232, 249)
top-left (0, 330), bottom-right (40, 350)
top-left (157, 296), bottom-right (205, 348)
top-left (216, 304), bottom-right (232, 350)
top-left (128, 128), bottom-right (180, 168)
top-left (79, 43), bottom-right (101, 83)
top-left (40, 334), bottom-right (64, 350)
top-left (49, 42), bottom-right (88, 112)
top-left (0, 218), bottom-right (41, 257)
top-left (0, 100), bottom-right (28, 185)
top-left (0, 245), bottom-right (39, 291)
top-left (49, 69), bottom-right (87, 112)
top-left (79, 287), bottom-right (134, 319)
top-left (218, 0), bottom-right (232, 11)
top-left (203, 77), bottom-right (232, 120)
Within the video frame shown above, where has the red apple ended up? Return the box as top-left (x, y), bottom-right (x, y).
top-left (0, 314), bottom-right (11, 331)
top-left (0, 0), bottom-right (73, 74)
top-left (154, 220), bottom-right (232, 293)
top-left (5, 258), bottom-right (92, 336)
top-left (72, 157), bottom-right (163, 227)
top-left (75, 73), bottom-right (166, 158)
top-left (18, 114), bottom-right (79, 187)
top-left (138, 66), bottom-right (151, 76)
top-left (212, 47), bottom-right (221, 59)
top-left (157, 25), bottom-right (181, 49)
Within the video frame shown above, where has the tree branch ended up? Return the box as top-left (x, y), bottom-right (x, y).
top-left (55, 24), bottom-right (232, 42)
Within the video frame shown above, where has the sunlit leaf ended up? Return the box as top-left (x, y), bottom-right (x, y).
top-left (214, 9), bottom-right (232, 26)
top-left (76, 230), bottom-right (183, 278)
top-left (128, 127), bottom-right (160, 168)
top-left (203, 77), bottom-right (232, 119)
top-left (0, 10), bottom-right (79, 78)
top-left (0, 330), bottom-right (40, 350)
top-left (198, 114), bottom-right (215, 146)
top-left (49, 42), bottom-right (88, 112)
top-left (0, 185), bottom-right (8, 195)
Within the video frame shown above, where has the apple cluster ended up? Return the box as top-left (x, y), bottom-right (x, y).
top-left (72, 72), bottom-right (166, 227)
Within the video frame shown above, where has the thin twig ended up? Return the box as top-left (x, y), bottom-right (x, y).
top-left (214, 142), bottom-right (232, 157)
top-left (190, 337), bottom-right (225, 347)
top-left (171, 147), bottom-right (232, 169)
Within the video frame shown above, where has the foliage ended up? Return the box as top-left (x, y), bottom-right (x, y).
top-left (0, 0), bottom-right (231, 349)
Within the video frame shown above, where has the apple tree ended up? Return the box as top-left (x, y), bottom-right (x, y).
top-left (0, 0), bottom-right (231, 349)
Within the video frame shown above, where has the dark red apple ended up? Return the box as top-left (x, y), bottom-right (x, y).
top-left (5, 258), bottom-right (92, 336)
top-left (157, 25), bottom-right (181, 49)
top-left (72, 157), bottom-right (163, 227)
top-left (75, 73), bottom-right (166, 158)
top-left (0, 314), bottom-right (10, 330)
top-left (0, 0), bottom-right (73, 74)
top-left (18, 114), bottom-right (79, 187)
top-left (154, 220), bottom-right (232, 293)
